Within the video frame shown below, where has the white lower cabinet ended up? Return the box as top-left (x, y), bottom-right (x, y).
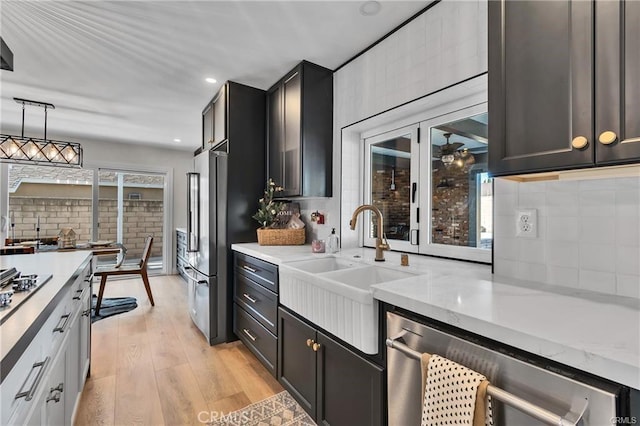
top-left (3, 261), bottom-right (92, 426)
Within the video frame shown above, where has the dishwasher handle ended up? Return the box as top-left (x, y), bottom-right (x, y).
top-left (385, 338), bottom-right (589, 426)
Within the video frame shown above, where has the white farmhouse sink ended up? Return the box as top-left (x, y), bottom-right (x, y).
top-left (279, 256), bottom-right (417, 354)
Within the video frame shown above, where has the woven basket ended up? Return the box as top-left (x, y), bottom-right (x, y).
top-left (256, 228), bottom-right (305, 246)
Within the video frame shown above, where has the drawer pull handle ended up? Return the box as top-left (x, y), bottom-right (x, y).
top-left (242, 328), bottom-right (257, 342)
top-left (53, 313), bottom-right (71, 333)
top-left (84, 274), bottom-right (94, 283)
top-left (242, 265), bottom-right (257, 273)
top-left (15, 357), bottom-right (50, 401)
top-left (73, 296), bottom-right (81, 300)
top-left (82, 308), bottom-right (91, 317)
top-left (242, 293), bottom-right (257, 303)
top-left (312, 342), bottom-right (321, 352)
top-left (306, 339), bottom-right (315, 347)
top-left (50, 383), bottom-right (64, 393)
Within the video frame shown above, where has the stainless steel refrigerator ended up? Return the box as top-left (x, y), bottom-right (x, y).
top-left (183, 81), bottom-right (266, 345)
top-left (185, 149), bottom-right (228, 344)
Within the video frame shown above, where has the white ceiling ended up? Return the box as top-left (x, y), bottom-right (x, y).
top-left (0, 1), bottom-right (428, 151)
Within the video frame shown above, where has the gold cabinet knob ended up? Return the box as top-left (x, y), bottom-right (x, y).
top-left (599, 131), bottom-right (617, 145)
top-left (306, 339), bottom-right (314, 347)
top-left (571, 136), bottom-right (589, 150)
top-left (312, 343), bottom-right (321, 352)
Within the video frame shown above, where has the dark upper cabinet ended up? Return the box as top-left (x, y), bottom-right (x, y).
top-left (595, 0), bottom-right (640, 165)
top-left (202, 84), bottom-right (227, 149)
top-left (277, 308), bottom-right (384, 425)
top-left (267, 61), bottom-right (333, 197)
top-left (489, 0), bottom-right (640, 177)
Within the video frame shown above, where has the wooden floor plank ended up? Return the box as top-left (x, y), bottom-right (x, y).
top-left (75, 274), bottom-right (282, 426)
top-left (90, 328), bottom-right (118, 380)
top-left (74, 375), bottom-right (116, 426)
top-left (155, 363), bottom-right (210, 425)
top-left (148, 333), bottom-right (189, 371)
top-left (114, 363), bottom-right (165, 425)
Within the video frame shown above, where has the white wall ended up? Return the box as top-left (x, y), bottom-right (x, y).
top-left (494, 176), bottom-right (640, 298)
top-left (297, 0), bottom-right (488, 244)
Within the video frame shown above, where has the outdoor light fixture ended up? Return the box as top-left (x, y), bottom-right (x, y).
top-left (0, 98), bottom-right (83, 167)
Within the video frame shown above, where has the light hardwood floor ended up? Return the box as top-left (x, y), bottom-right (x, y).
top-left (74, 274), bottom-right (283, 426)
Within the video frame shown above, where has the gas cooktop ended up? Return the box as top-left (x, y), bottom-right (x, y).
top-left (0, 268), bottom-right (53, 325)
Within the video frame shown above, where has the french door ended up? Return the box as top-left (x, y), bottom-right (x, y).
top-left (95, 169), bottom-right (166, 273)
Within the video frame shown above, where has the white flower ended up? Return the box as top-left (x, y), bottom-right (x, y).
top-left (271, 209), bottom-right (276, 214)
top-left (259, 198), bottom-right (264, 203)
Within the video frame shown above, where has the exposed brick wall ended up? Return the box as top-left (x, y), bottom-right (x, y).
top-left (431, 163), bottom-right (472, 246)
top-left (371, 163), bottom-right (411, 241)
top-left (8, 197), bottom-right (163, 258)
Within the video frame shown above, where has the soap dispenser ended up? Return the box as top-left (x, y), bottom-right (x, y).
top-left (327, 228), bottom-right (340, 253)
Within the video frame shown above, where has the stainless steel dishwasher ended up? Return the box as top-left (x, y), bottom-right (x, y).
top-left (386, 311), bottom-right (626, 426)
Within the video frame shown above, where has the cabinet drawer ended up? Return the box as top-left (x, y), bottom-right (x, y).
top-left (234, 273), bottom-right (277, 335)
top-left (234, 252), bottom-right (278, 293)
top-left (234, 304), bottom-right (277, 376)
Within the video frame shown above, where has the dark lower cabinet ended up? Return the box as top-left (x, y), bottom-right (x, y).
top-left (278, 307), bottom-right (384, 425)
top-left (278, 308), bottom-right (317, 416)
top-left (316, 331), bottom-right (384, 426)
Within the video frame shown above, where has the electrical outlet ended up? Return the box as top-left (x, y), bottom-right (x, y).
top-left (516, 209), bottom-right (537, 238)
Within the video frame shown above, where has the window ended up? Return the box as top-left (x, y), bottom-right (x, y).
top-left (363, 104), bottom-right (492, 263)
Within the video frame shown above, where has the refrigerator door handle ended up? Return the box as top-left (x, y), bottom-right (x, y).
top-left (186, 172), bottom-right (200, 252)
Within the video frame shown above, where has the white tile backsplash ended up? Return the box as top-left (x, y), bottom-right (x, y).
top-left (494, 176), bottom-right (640, 298)
top-left (616, 274), bottom-right (640, 298)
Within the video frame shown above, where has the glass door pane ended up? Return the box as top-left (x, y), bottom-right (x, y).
top-left (364, 124), bottom-right (419, 253)
top-left (428, 111), bottom-right (492, 252)
top-left (7, 164), bottom-right (93, 249)
top-left (97, 170), bottom-right (165, 273)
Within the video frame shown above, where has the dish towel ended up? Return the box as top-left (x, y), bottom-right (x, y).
top-left (421, 353), bottom-right (490, 426)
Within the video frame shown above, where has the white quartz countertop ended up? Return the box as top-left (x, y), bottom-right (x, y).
top-left (232, 243), bottom-right (640, 389)
top-left (0, 251), bottom-right (92, 381)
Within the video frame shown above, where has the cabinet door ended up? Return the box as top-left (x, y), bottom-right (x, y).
top-left (213, 84), bottom-right (227, 145)
top-left (65, 312), bottom-right (80, 426)
top-left (268, 85), bottom-right (284, 186)
top-left (489, 0), bottom-right (594, 176)
top-left (283, 71), bottom-right (302, 197)
top-left (316, 332), bottom-right (384, 426)
top-left (277, 308), bottom-right (316, 417)
top-left (595, 0), bottom-right (640, 164)
top-left (79, 288), bottom-right (91, 382)
top-left (44, 351), bottom-right (66, 426)
top-left (202, 102), bottom-right (214, 149)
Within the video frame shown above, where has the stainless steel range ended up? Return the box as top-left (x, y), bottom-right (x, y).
top-left (0, 267), bottom-right (52, 324)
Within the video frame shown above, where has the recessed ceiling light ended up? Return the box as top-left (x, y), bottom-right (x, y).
top-left (205, 77), bottom-right (217, 84)
top-left (173, 138), bottom-right (181, 143)
top-left (360, 1), bottom-right (381, 16)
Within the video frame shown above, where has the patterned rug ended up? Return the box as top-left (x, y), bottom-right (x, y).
top-left (209, 391), bottom-right (315, 426)
top-left (91, 295), bottom-right (138, 323)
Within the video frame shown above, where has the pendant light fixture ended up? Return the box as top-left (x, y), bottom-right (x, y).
top-left (0, 98), bottom-right (83, 167)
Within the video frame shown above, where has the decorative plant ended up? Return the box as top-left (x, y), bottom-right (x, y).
top-left (252, 178), bottom-right (285, 228)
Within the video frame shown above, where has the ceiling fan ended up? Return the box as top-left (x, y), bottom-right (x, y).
top-left (432, 132), bottom-right (475, 169)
